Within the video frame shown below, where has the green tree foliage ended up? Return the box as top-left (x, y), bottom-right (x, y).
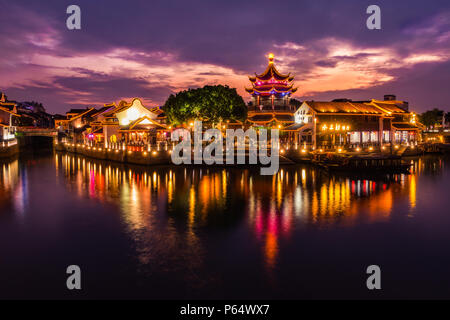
top-left (419, 108), bottom-right (444, 129)
top-left (163, 85), bottom-right (247, 125)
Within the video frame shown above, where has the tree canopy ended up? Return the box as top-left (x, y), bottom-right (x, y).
top-left (289, 98), bottom-right (302, 108)
top-left (163, 85), bottom-right (247, 125)
top-left (419, 108), bottom-right (445, 129)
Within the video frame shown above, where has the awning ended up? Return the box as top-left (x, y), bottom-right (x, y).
top-left (247, 114), bottom-right (274, 123)
top-left (392, 123), bottom-right (421, 130)
top-left (282, 123), bottom-right (307, 131)
top-left (274, 114), bottom-right (294, 122)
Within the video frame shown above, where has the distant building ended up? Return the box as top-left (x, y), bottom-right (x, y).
top-left (0, 92), bottom-right (20, 142)
top-left (15, 101), bottom-right (54, 128)
top-left (55, 107), bottom-right (97, 142)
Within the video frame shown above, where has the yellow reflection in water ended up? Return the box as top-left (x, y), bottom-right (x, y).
top-left (0, 160), bottom-right (22, 214)
top-left (409, 174), bottom-right (417, 210)
top-left (54, 154), bottom-right (441, 272)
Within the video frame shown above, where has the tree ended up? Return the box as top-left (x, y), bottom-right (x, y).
top-left (419, 108), bottom-right (444, 129)
top-left (163, 85), bottom-right (247, 125)
top-left (289, 98), bottom-right (302, 108)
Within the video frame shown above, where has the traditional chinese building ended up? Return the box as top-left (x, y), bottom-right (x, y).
top-left (55, 107), bottom-right (97, 142)
top-left (245, 54), bottom-right (298, 128)
top-left (285, 96), bottom-right (423, 149)
top-left (84, 98), bottom-right (167, 149)
top-left (0, 92), bottom-right (20, 143)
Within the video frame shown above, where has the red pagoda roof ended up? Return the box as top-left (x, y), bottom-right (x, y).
top-left (249, 53), bottom-right (294, 82)
top-left (246, 53), bottom-right (298, 97)
top-left (245, 83), bottom-right (297, 94)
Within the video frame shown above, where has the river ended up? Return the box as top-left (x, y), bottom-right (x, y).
top-left (0, 151), bottom-right (449, 299)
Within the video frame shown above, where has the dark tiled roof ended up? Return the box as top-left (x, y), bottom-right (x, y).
top-left (371, 102), bottom-right (407, 113)
top-left (306, 101), bottom-right (383, 114)
top-left (392, 123), bottom-right (420, 130)
top-left (274, 114), bottom-right (294, 122)
top-left (252, 63), bottom-right (292, 81)
top-left (248, 114), bottom-right (273, 122)
top-left (67, 108), bottom-right (89, 114)
top-left (283, 123), bottom-right (307, 131)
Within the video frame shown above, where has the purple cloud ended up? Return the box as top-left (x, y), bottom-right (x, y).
top-left (0, 0), bottom-right (449, 113)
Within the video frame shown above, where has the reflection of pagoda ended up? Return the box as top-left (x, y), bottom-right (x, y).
top-left (245, 54), bottom-right (297, 128)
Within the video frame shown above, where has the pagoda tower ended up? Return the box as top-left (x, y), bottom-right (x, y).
top-left (245, 53), bottom-right (298, 111)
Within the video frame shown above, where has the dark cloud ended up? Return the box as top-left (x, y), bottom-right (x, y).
top-left (1, 0), bottom-right (449, 112)
top-left (315, 60), bottom-right (338, 68)
top-left (302, 60), bottom-right (450, 112)
top-left (5, 73), bottom-right (175, 112)
top-left (5, 0), bottom-right (448, 69)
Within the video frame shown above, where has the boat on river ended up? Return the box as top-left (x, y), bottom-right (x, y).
top-left (312, 153), bottom-right (411, 173)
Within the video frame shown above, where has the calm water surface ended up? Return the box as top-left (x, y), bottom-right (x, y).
top-left (0, 151), bottom-right (450, 299)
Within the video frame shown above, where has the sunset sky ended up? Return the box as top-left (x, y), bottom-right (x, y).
top-left (1, 0), bottom-right (449, 113)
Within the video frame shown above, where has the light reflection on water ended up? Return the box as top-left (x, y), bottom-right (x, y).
top-left (0, 153), bottom-right (447, 298)
top-left (53, 153), bottom-right (437, 269)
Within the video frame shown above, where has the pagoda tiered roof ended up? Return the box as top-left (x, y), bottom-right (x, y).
top-left (246, 53), bottom-right (298, 97)
top-left (245, 83), bottom-right (297, 95)
top-left (247, 112), bottom-right (294, 125)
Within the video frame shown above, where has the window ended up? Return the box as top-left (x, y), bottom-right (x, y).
top-left (370, 131), bottom-right (378, 142)
top-left (362, 131), bottom-right (370, 143)
top-left (349, 132), bottom-right (360, 143)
